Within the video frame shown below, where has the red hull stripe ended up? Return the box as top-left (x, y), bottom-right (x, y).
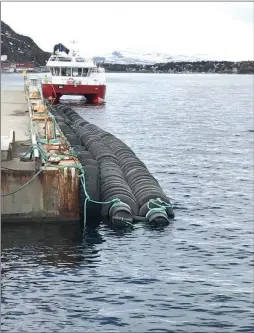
top-left (42, 84), bottom-right (106, 100)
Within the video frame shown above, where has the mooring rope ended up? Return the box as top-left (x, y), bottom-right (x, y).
top-left (1, 142), bottom-right (123, 228)
top-left (145, 198), bottom-right (173, 218)
top-left (1, 165), bottom-right (47, 197)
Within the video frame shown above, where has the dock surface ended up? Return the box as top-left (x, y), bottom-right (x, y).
top-left (1, 81), bottom-right (80, 223)
top-left (1, 88), bottom-right (30, 141)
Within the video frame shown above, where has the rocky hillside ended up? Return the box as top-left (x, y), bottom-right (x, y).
top-left (103, 61), bottom-right (254, 74)
top-left (1, 21), bottom-right (50, 65)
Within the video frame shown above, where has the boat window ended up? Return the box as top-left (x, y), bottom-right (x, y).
top-left (61, 68), bottom-right (72, 76)
top-left (58, 57), bottom-right (71, 62)
top-left (66, 68), bottom-right (72, 76)
top-left (82, 68), bottom-right (88, 77)
top-left (73, 68), bottom-right (79, 76)
top-left (52, 67), bottom-right (60, 76)
top-left (91, 68), bottom-right (97, 73)
top-left (76, 57), bottom-right (85, 62)
top-left (78, 68), bottom-right (82, 76)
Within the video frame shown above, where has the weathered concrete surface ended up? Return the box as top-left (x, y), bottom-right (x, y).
top-left (1, 162), bottom-right (80, 223)
top-left (1, 87), bottom-right (80, 223)
top-left (1, 89), bottom-right (30, 141)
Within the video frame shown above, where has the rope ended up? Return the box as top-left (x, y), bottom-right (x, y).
top-left (1, 166), bottom-right (46, 197)
top-left (133, 215), bottom-right (148, 222)
top-left (2, 141), bottom-right (122, 226)
top-left (38, 102), bottom-right (128, 228)
top-left (145, 198), bottom-right (173, 218)
top-left (111, 217), bottom-right (134, 228)
top-left (20, 145), bottom-right (34, 161)
top-left (79, 171), bottom-right (121, 227)
top-left (40, 138), bottom-right (61, 144)
top-left (17, 83), bottom-right (124, 227)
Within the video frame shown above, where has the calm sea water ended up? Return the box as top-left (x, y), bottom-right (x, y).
top-left (1, 73), bottom-right (254, 332)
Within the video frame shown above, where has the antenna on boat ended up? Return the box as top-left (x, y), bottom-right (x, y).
top-left (69, 40), bottom-right (79, 57)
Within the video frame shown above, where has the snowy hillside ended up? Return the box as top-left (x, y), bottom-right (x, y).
top-left (1, 21), bottom-right (50, 65)
top-left (93, 49), bottom-right (218, 65)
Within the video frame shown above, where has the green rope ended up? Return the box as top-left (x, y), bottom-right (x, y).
top-left (40, 138), bottom-right (61, 144)
top-left (23, 142), bottom-right (75, 163)
top-left (20, 145), bottom-right (34, 161)
top-left (79, 171), bottom-right (121, 227)
top-left (35, 144), bottom-right (122, 226)
top-left (32, 99), bottom-right (127, 227)
top-left (145, 198), bottom-right (172, 218)
top-left (2, 134), bottom-right (122, 226)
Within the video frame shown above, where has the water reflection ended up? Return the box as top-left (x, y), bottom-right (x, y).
top-left (60, 97), bottom-right (106, 110)
top-left (1, 223), bottom-right (105, 268)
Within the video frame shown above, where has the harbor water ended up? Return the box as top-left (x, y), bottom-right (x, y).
top-left (1, 73), bottom-right (253, 332)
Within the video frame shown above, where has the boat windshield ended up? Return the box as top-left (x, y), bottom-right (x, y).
top-left (50, 67), bottom-right (90, 77)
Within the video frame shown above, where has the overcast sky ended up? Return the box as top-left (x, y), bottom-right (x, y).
top-left (1, 1), bottom-right (253, 60)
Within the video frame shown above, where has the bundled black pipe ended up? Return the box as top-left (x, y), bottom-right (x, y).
top-left (54, 106), bottom-right (139, 228)
top-left (49, 107), bottom-right (101, 227)
top-left (51, 105), bottom-right (175, 227)
top-left (98, 132), bottom-right (175, 222)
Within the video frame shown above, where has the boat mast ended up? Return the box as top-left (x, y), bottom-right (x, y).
top-left (69, 40), bottom-right (79, 57)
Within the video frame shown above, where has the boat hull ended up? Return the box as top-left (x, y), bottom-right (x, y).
top-left (41, 83), bottom-right (106, 104)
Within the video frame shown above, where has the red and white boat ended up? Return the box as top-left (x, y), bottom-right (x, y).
top-left (41, 42), bottom-right (106, 104)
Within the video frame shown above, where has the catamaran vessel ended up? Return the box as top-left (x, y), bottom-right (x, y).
top-left (41, 42), bottom-right (106, 104)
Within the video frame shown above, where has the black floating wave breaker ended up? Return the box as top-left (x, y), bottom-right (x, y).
top-left (49, 104), bottom-right (175, 228)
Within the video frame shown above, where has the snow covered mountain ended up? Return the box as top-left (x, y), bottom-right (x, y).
top-left (93, 49), bottom-right (218, 65)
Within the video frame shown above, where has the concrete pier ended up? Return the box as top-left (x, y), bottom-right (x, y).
top-left (1, 88), bottom-right (30, 141)
top-left (1, 81), bottom-right (80, 223)
top-left (1, 77), bottom-right (174, 227)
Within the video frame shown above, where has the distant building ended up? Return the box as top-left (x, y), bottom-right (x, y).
top-left (1, 61), bottom-right (35, 72)
top-left (15, 62), bottom-right (35, 72)
top-left (1, 63), bottom-right (10, 70)
top-left (1, 62), bottom-right (15, 72)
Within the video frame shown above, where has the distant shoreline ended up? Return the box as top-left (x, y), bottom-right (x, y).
top-left (104, 71), bottom-right (253, 75)
top-left (2, 60), bottom-right (253, 75)
top-left (1, 71), bottom-right (253, 75)
top-left (102, 60), bottom-right (254, 75)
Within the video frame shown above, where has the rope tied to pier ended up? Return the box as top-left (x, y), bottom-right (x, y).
top-left (20, 142), bottom-right (76, 163)
top-left (1, 142), bottom-right (123, 227)
top-left (40, 138), bottom-right (62, 144)
top-left (145, 198), bottom-right (173, 218)
top-left (1, 165), bottom-right (47, 197)
top-left (15, 79), bottom-right (124, 226)
top-left (78, 170), bottom-right (122, 227)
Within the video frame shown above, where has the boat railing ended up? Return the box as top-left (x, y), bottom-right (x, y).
top-left (41, 75), bottom-right (105, 85)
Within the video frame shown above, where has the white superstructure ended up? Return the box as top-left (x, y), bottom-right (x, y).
top-left (43, 42), bottom-right (106, 86)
